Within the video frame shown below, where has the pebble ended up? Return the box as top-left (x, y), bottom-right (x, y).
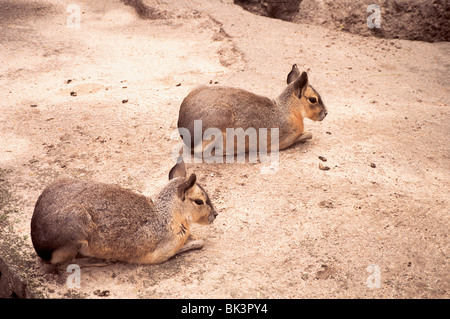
top-left (319, 163), bottom-right (330, 171)
top-left (93, 289), bottom-right (110, 297)
top-left (319, 200), bottom-right (334, 209)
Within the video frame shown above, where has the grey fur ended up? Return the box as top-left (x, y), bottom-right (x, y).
top-left (30, 161), bottom-right (217, 267)
top-left (177, 64), bottom-right (327, 152)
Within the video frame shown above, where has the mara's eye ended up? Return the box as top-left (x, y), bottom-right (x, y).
top-left (308, 97), bottom-right (317, 104)
top-left (193, 199), bottom-right (204, 205)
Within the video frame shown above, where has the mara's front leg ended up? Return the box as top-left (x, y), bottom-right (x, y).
top-left (278, 131), bottom-right (313, 150)
top-left (139, 234), bottom-right (204, 264)
top-left (176, 234), bottom-right (204, 255)
top-left (295, 131), bottom-right (312, 143)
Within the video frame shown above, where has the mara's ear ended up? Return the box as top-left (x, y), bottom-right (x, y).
top-left (287, 64), bottom-right (301, 84)
top-left (293, 71), bottom-right (308, 97)
top-left (169, 157), bottom-right (186, 180)
top-left (177, 173), bottom-right (197, 201)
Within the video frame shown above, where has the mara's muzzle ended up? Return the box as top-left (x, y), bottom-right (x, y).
top-left (318, 109), bottom-right (328, 121)
top-left (209, 209), bottom-right (218, 223)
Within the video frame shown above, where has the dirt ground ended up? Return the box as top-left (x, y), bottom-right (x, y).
top-left (0, 0), bottom-right (449, 299)
top-left (235, 0), bottom-right (450, 42)
top-left (292, 0), bottom-right (450, 43)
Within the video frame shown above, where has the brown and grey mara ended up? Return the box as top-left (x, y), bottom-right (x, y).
top-left (30, 159), bottom-right (217, 267)
top-left (177, 64), bottom-right (327, 154)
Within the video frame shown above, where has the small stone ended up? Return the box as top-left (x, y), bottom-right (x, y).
top-left (319, 163), bottom-right (330, 170)
top-left (122, 99), bottom-right (128, 103)
top-left (316, 265), bottom-right (335, 280)
top-left (319, 200), bottom-right (334, 209)
top-left (318, 156), bottom-right (327, 162)
top-left (94, 289), bottom-right (110, 297)
top-left (370, 163), bottom-right (376, 168)
top-left (70, 91), bottom-right (77, 96)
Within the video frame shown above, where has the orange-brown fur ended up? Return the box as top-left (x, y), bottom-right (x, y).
top-left (30, 160), bottom-right (217, 268)
top-left (177, 64), bottom-right (327, 155)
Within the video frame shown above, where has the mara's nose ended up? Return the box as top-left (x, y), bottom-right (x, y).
top-left (209, 209), bottom-right (218, 223)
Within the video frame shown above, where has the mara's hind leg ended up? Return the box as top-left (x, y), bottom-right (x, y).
top-left (48, 241), bottom-right (115, 270)
top-left (47, 205), bottom-right (94, 269)
top-left (48, 241), bottom-right (86, 270)
top-left (72, 257), bottom-right (116, 268)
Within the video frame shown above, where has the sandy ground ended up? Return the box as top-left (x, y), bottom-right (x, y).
top-left (0, 0), bottom-right (449, 298)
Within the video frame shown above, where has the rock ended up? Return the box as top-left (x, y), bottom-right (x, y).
top-left (122, 0), bottom-right (170, 19)
top-left (319, 163), bottom-right (330, 170)
top-left (319, 200), bottom-right (334, 209)
top-left (93, 289), bottom-right (110, 297)
top-left (316, 265), bottom-right (335, 280)
top-left (233, 0), bottom-right (301, 21)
